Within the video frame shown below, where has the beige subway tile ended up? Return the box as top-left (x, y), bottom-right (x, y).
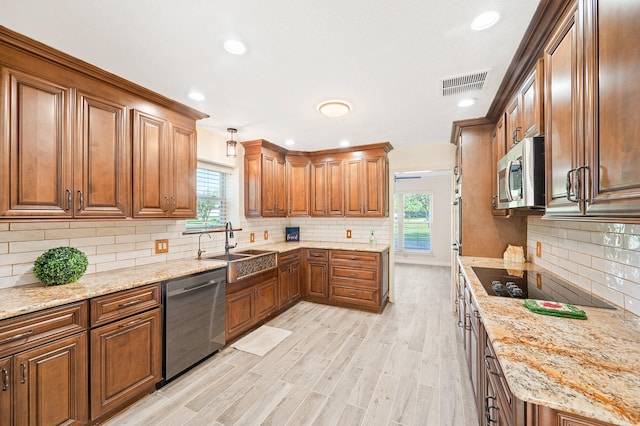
top-left (96, 243), bottom-right (136, 255)
top-left (10, 222), bottom-right (69, 231)
top-left (116, 249), bottom-right (152, 261)
top-left (116, 234), bottom-right (149, 244)
top-left (566, 229), bottom-right (591, 243)
top-left (568, 251), bottom-right (591, 267)
top-left (604, 274), bottom-right (640, 299)
top-left (0, 252), bottom-right (41, 266)
top-left (70, 236), bottom-right (115, 247)
top-left (135, 225), bottom-right (167, 234)
top-left (0, 224), bottom-right (8, 231)
top-left (0, 243), bottom-right (7, 254)
top-left (624, 234), bottom-right (640, 251)
top-left (96, 259), bottom-right (135, 273)
top-left (87, 253), bottom-right (117, 265)
top-left (96, 226), bottom-right (136, 237)
top-left (591, 282), bottom-right (624, 308)
top-left (136, 255), bottom-right (166, 266)
top-left (70, 221), bottom-right (115, 229)
top-left (10, 239), bottom-right (69, 254)
top-left (45, 228), bottom-right (96, 240)
top-left (623, 265), bottom-right (640, 286)
top-left (0, 265), bottom-right (11, 277)
top-left (12, 263), bottom-right (34, 275)
top-left (0, 230), bottom-right (45, 243)
top-left (135, 241), bottom-right (154, 250)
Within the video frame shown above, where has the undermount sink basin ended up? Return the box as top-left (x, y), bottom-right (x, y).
top-left (204, 253), bottom-right (250, 261)
top-left (201, 249), bottom-right (277, 283)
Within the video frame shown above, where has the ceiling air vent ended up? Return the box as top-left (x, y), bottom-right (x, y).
top-left (440, 70), bottom-right (491, 96)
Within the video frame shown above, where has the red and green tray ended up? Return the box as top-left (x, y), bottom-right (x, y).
top-left (524, 299), bottom-right (587, 320)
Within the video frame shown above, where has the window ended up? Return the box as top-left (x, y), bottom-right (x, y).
top-left (394, 192), bottom-right (432, 252)
top-left (186, 168), bottom-right (228, 230)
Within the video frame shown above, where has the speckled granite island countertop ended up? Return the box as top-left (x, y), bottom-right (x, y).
top-left (0, 258), bottom-right (227, 321)
top-left (459, 256), bottom-right (640, 426)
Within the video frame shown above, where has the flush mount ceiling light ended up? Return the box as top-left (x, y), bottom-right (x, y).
top-left (223, 39), bottom-right (247, 55)
top-left (457, 98), bottom-right (476, 107)
top-left (340, 140), bottom-right (351, 147)
top-left (285, 139), bottom-right (295, 146)
top-left (188, 91), bottom-right (205, 101)
top-left (471, 11), bottom-right (500, 31)
top-left (317, 100), bottom-right (352, 117)
top-left (226, 128), bottom-right (238, 158)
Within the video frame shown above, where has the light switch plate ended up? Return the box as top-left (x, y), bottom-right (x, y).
top-left (264, 230), bottom-right (269, 240)
top-left (250, 232), bottom-right (255, 243)
top-left (346, 230), bottom-right (352, 238)
top-left (536, 241), bottom-right (542, 257)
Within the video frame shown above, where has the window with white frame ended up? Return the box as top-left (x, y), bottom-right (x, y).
top-left (394, 192), bottom-right (433, 252)
top-left (186, 168), bottom-right (229, 230)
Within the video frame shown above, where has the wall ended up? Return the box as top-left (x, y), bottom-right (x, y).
top-left (393, 172), bottom-right (452, 266)
top-left (527, 217), bottom-right (640, 316)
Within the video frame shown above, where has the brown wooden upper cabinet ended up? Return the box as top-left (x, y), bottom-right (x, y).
top-left (243, 140), bottom-right (392, 218)
top-left (310, 157), bottom-right (343, 217)
top-left (491, 115), bottom-right (509, 216)
top-left (505, 59), bottom-right (544, 148)
top-left (0, 27), bottom-right (206, 221)
top-left (0, 69), bottom-right (130, 218)
top-left (243, 139), bottom-right (287, 218)
top-left (286, 153), bottom-right (310, 217)
top-left (132, 110), bottom-right (197, 218)
top-left (544, 0), bottom-right (640, 217)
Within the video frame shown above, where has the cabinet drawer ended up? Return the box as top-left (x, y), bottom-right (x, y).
top-left (330, 266), bottom-right (377, 286)
top-left (331, 285), bottom-right (378, 306)
top-left (330, 250), bottom-right (379, 265)
top-left (90, 284), bottom-right (161, 327)
top-left (278, 249), bottom-right (301, 265)
top-left (0, 301), bottom-right (88, 358)
top-left (485, 337), bottom-right (514, 424)
top-left (306, 249), bottom-right (328, 261)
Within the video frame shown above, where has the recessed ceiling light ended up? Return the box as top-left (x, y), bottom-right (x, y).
top-left (285, 139), bottom-right (295, 146)
top-left (188, 91), bottom-right (205, 101)
top-left (471, 11), bottom-right (500, 31)
top-left (317, 100), bottom-right (352, 117)
top-left (340, 140), bottom-right (351, 147)
top-left (457, 98), bottom-right (476, 107)
top-left (224, 39), bottom-right (247, 55)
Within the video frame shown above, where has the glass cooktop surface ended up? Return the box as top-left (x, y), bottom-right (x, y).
top-left (471, 266), bottom-right (614, 309)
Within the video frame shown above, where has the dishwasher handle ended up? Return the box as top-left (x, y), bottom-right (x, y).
top-left (165, 274), bottom-right (226, 298)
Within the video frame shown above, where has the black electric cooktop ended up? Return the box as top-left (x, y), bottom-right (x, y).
top-left (471, 266), bottom-right (615, 309)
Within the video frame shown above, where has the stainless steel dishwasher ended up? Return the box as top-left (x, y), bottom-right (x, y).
top-left (160, 268), bottom-right (226, 385)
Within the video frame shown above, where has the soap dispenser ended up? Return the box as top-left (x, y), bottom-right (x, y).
top-left (369, 230), bottom-right (375, 246)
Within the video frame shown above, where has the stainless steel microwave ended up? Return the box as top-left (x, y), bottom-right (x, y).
top-left (497, 136), bottom-right (545, 209)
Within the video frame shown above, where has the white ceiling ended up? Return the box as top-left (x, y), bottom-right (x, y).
top-left (1, 0), bottom-right (540, 151)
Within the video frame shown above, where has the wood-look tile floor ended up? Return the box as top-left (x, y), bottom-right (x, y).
top-left (105, 264), bottom-right (478, 426)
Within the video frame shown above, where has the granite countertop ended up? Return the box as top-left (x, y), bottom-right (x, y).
top-left (0, 241), bottom-right (389, 322)
top-left (459, 256), bottom-right (640, 426)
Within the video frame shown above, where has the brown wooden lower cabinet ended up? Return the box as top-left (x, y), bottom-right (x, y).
top-left (0, 301), bottom-right (89, 425)
top-left (226, 269), bottom-right (279, 342)
top-left (89, 284), bottom-right (162, 422)
top-left (277, 249), bottom-right (302, 309)
top-left (530, 405), bottom-right (614, 426)
top-left (304, 249), bottom-right (329, 303)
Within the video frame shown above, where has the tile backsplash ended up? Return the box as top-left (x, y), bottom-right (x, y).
top-left (527, 217), bottom-right (640, 316)
top-left (0, 217), bottom-right (390, 289)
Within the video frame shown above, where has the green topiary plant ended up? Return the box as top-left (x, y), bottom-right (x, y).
top-left (33, 247), bottom-right (88, 286)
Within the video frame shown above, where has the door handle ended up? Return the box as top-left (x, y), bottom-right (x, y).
top-left (77, 190), bottom-right (84, 211)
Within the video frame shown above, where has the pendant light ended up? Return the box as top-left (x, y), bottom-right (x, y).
top-left (226, 128), bottom-right (238, 158)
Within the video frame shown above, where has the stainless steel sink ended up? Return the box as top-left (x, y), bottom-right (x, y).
top-left (205, 253), bottom-right (250, 261)
top-left (202, 249), bottom-right (277, 283)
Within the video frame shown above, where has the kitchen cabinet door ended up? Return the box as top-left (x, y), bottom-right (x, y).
top-left (304, 249), bottom-right (329, 302)
top-left (0, 68), bottom-right (72, 217)
top-left (90, 308), bottom-right (161, 421)
top-left (75, 91), bottom-right (129, 218)
top-left (521, 59), bottom-right (544, 138)
top-left (255, 277), bottom-right (278, 322)
top-left (132, 110), bottom-right (170, 217)
top-left (262, 150), bottom-right (286, 217)
top-left (344, 155), bottom-right (387, 217)
top-left (168, 123), bottom-right (197, 217)
top-left (287, 157), bottom-right (310, 217)
top-left (0, 356), bottom-right (11, 426)
top-left (582, 0), bottom-right (640, 216)
top-left (544, 2), bottom-right (584, 216)
top-left (226, 287), bottom-right (255, 340)
top-left (310, 159), bottom-right (343, 216)
top-left (491, 116), bottom-right (509, 216)
top-left (505, 94), bottom-right (522, 147)
top-left (13, 333), bottom-right (88, 426)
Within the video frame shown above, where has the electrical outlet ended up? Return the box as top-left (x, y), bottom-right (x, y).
top-left (536, 241), bottom-right (542, 257)
top-left (264, 230), bottom-right (269, 240)
top-left (155, 239), bottom-right (169, 254)
top-left (250, 232), bottom-right (255, 243)
top-left (346, 230), bottom-right (352, 238)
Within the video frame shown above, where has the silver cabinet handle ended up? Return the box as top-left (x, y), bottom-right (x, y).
top-left (118, 318), bottom-right (144, 328)
top-left (65, 189), bottom-right (72, 211)
top-left (0, 329), bottom-right (34, 344)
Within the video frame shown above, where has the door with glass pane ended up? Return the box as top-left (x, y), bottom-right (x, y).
top-left (394, 193), bottom-right (432, 252)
